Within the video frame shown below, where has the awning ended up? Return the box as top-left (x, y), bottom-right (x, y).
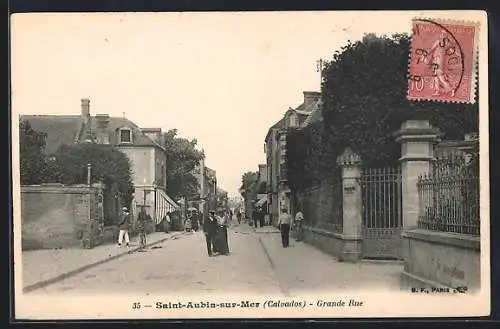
top-left (255, 195), bottom-right (267, 207)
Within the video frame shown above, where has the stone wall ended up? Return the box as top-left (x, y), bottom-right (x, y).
top-left (20, 183), bottom-right (117, 250)
top-left (401, 229), bottom-right (481, 292)
top-left (301, 226), bottom-right (344, 259)
top-left (21, 184), bottom-right (96, 250)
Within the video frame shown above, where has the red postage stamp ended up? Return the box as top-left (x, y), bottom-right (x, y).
top-left (408, 19), bottom-right (479, 103)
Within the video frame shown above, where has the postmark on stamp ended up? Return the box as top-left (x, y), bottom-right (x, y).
top-left (408, 18), bottom-right (479, 104)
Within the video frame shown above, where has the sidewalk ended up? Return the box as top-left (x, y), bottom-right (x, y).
top-left (253, 225), bottom-right (280, 234)
top-left (21, 231), bottom-right (184, 293)
top-left (257, 232), bottom-right (403, 295)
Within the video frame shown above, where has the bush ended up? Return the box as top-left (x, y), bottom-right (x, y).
top-left (19, 120), bottom-right (48, 185)
top-left (53, 143), bottom-right (135, 207)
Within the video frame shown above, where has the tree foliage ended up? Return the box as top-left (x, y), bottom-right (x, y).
top-left (162, 129), bottom-right (204, 200)
top-left (240, 171), bottom-right (259, 201)
top-left (19, 120), bottom-right (49, 185)
top-left (287, 33), bottom-right (478, 191)
top-left (19, 120), bottom-right (135, 206)
top-left (54, 143), bottom-right (135, 207)
top-left (215, 187), bottom-right (229, 209)
top-left (257, 181), bottom-right (267, 194)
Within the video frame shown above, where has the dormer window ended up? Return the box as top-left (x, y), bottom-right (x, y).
top-left (119, 127), bottom-right (132, 144)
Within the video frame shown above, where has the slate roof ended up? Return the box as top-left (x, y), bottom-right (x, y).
top-left (264, 95), bottom-right (322, 141)
top-left (88, 116), bottom-right (164, 150)
top-left (20, 115), bottom-right (83, 155)
top-left (20, 114), bottom-right (164, 155)
top-left (302, 108), bottom-right (323, 126)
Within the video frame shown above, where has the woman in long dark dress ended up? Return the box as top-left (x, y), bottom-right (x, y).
top-left (215, 211), bottom-right (229, 255)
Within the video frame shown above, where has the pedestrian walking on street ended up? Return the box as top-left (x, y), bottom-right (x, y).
top-left (191, 210), bottom-right (200, 232)
top-left (278, 208), bottom-right (292, 248)
top-left (117, 207), bottom-right (131, 247)
top-left (184, 214), bottom-right (193, 233)
top-left (294, 208), bottom-right (304, 241)
top-left (215, 209), bottom-right (230, 255)
top-left (252, 207), bottom-right (260, 228)
top-left (163, 211), bottom-right (171, 233)
top-left (203, 211), bottom-right (218, 257)
top-left (259, 209), bottom-right (265, 227)
top-left (236, 210), bottom-right (242, 224)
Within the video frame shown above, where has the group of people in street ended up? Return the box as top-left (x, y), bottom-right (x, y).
top-left (251, 207), bottom-right (267, 228)
top-left (184, 209), bottom-right (201, 233)
top-left (203, 209), bottom-right (231, 257)
top-left (115, 202), bottom-right (304, 254)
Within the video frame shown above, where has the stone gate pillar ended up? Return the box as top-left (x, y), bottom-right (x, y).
top-left (337, 148), bottom-right (363, 262)
top-left (394, 120), bottom-right (442, 229)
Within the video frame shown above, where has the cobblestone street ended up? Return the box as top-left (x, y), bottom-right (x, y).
top-left (27, 221), bottom-right (402, 296)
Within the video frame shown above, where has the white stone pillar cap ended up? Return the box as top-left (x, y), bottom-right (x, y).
top-left (336, 148), bottom-right (362, 167)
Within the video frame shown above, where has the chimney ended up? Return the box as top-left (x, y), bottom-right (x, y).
top-left (303, 91), bottom-right (321, 112)
top-left (81, 98), bottom-right (90, 119)
top-left (95, 114), bottom-right (110, 144)
top-left (95, 114), bottom-right (110, 128)
top-left (142, 128), bottom-right (163, 144)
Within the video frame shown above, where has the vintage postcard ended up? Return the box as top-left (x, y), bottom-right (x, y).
top-left (11, 10), bottom-right (489, 320)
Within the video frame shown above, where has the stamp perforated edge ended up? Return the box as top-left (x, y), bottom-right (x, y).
top-left (407, 17), bottom-right (480, 104)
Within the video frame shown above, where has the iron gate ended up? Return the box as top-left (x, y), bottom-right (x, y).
top-left (360, 166), bottom-right (402, 259)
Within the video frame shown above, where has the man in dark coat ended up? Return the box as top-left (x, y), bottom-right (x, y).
top-left (259, 209), bottom-right (265, 227)
top-left (252, 207), bottom-right (260, 228)
top-left (203, 210), bottom-right (218, 257)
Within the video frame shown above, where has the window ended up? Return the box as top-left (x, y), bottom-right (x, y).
top-left (97, 133), bottom-right (110, 145)
top-left (119, 128), bottom-right (132, 144)
top-left (289, 113), bottom-right (298, 127)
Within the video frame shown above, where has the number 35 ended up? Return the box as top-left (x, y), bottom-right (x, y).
top-left (133, 302), bottom-right (141, 309)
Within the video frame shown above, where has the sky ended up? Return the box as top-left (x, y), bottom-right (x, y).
top-left (11, 11), bottom-right (480, 197)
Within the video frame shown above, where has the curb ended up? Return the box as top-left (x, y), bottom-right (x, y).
top-left (23, 232), bottom-right (184, 294)
top-left (256, 234), bottom-right (291, 297)
top-left (251, 225), bottom-right (280, 234)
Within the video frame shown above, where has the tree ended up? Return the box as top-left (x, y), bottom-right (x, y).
top-left (240, 171), bottom-right (259, 203)
top-left (287, 33), bottom-right (478, 191)
top-left (215, 187), bottom-right (229, 210)
top-left (19, 120), bottom-right (48, 185)
top-left (257, 181), bottom-right (267, 194)
top-left (162, 129), bottom-right (204, 200)
top-left (321, 33), bottom-right (477, 168)
top-left (53, 143), bottom-right (135, 207)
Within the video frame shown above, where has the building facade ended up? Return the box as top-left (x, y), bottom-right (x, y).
top-left (21, 98), bottom-right (179, 225)
top-left (264, 91), bottom-right (322, 225)
top-left (192, 156), bottom-right (217, 220)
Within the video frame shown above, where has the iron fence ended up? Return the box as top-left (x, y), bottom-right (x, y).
top-left (360, 167), bottom-right (402, 229)
top-left (417, 152), bottom-right (479, 235)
